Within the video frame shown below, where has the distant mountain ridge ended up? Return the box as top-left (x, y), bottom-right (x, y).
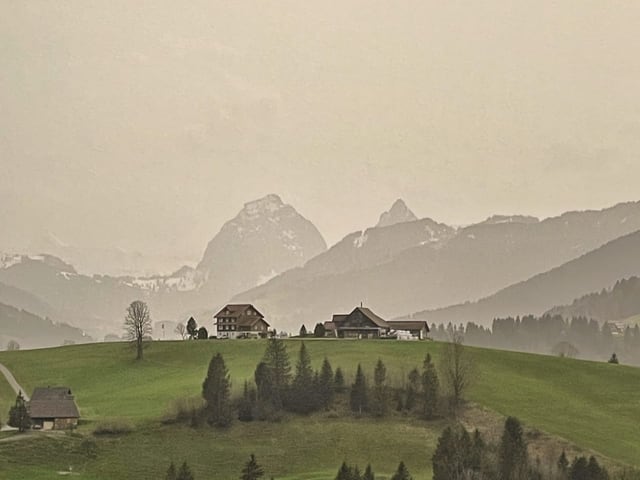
top-left (545, 276), bottom-right (640, 323)
top-left (0, 301), bottom-right (92, 350)
top-left (0, 194), bottom-right (327, 340)
top-left (233, 200), bottom-right (640, 331)
top-left (402, 229), bottom-right (640, 327)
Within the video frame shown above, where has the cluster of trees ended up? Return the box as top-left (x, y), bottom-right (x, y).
top-left (195, 336), bottom-right (472, 428)
top-left (175, 317), bottom-right (208, 340)
top-left (335, 461), bottom-right (412, 480)
top-left (298, 323), bottom-right (327, 338)
top-left (430, 315), bottom-right (640, 365)
top-left (166, 454), bottom-right (266, 480)
top-left (432, 416), bottom-right (610, 480)
top-left (349, 353), bottom-right (441, 419)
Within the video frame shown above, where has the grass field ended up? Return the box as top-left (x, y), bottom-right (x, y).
top-left (0, 339), bottom-right (639, 479)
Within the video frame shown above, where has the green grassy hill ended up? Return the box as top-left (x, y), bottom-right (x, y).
top-left (0, 339), bottom-right (638, 479)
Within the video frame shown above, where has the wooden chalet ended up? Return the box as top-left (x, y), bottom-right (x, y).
top-left (326, 307), bottom-right (429, 339)
top-left (214, 304), bottom-right (270, 339)
top-left (29, 387), bottom-right (80, 430)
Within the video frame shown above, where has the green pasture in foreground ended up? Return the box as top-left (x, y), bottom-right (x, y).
top-left (0, 339), bottom-right (638, 479)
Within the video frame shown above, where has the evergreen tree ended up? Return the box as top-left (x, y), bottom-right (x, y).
top-left (177, 461), bottom-right (194, 480)
top-left (498, 417), bottom-right (528, 480)
top-left (335, 462), bottom-right (352, 480)
top-left (254, 361), bottom-right (272, 402)
top-left (363, 464), bottom-right (375, 480)
top-left (241, 454), bottom-right (264, 480)
top-left (558, 450), bottom-right (569, 476)
top-left (405, 367), bottom-right (420, 411)
top-left (186, 317), bottom-right (198, 339)
top-left (586, 456), bottom-right (608, 480)
top-left (165, 462), bottom-right (177, 480)
top-left (371, 359), bottom-right (388, 417)
top-left (353, 465), bottom-right (362, 480)
top-left (202, 353), bottom-right (233, 427)
top-left (238, 380), bottom-right (255, 422)
top-left (197, 326), bottom-right (208, 339)
top-left (288, 342), bottom-right (316, 413)
top-left (422, 354), bottom-right (439, 419)
top-left (350, 364), bottom-right (368, 414)
top-left (391, 461), bottom-right (412, 480)
top-left (470, 428), bottom-right (485, 472)
top-left (569, 457), bottom-right (589, 480)
top-left (334, 367), bottom-right (346, 393)
top-left (299, 324), bottom-right (308, 337)
top-left (314, 322), bottom-right (326, 337)
top-left (8, 392), bottom-right (30, 432)
top-left (261, 338), bottom-right (291, 409)
top-left (318, 357), bottom-right (334, 408)
top-left (608, 353), bottom-right (619, 364)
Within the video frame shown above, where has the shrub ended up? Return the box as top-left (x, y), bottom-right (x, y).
top-left (92, 419), bottom-right (134, 436)
top-left (162, 397), bottom-right (204, 425)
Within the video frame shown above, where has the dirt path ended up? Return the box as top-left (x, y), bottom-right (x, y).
top-left (0, 362), bottom-right (29, 400)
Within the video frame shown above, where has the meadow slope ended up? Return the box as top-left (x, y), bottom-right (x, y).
top-left (0, 340), bottom-right (638, 479)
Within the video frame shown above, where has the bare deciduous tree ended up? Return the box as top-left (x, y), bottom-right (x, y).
top-left (6, 340), bottom-right (21, 351)
top-left (124, 300), bottom-right (152, 360)
top-left (175, 322), bottom-right (187, 340)
top-left (440, 330), bottom-right (474, 415)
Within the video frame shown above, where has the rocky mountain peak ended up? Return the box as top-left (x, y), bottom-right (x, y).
top-left (376, 199), bottom-right (418, 228)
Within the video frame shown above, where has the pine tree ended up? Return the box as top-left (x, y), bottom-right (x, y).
top-left (241, 454), bottom-right (265, 480)
top-left (363, 464), bottom-right (375, 480)
top-left (371, 359), bottom-right (387, 417)
top-left (202, 353), bottom-right (233, 427)
top-left (335, 462), bottom-right (352, 480)
top-left (391, 461), bottom-right (412, 480)
top-left (334, 367), bottom-right (346, 393)
top-left (498, 417), bottom-right (529, 480)
top-left (314, 323), bottom-right (326, 338)
top-left (289, 342), bottom-right (316, 413)
top-left (318, 357), bottom-right (334, 408)
top-left (8, 392), bottom-right (30, 432)
top-left (186, 317), bottom-right (198, 339)
top-left (405, 367), bottom-right (420, 411)
top-left (261, 338), bottom-right (291, 410)
top-left (350, 364), bottom-right (368, 414)
top-left (177, 461), bottom-right (194, 480)
top-left (299, 324), bottom-right (307, 337)
top-left (238, 380), bottom-right (255, 422)
top-left (353, 465), bottom-right (362, 480)
top-left (422, 354), bottom-right (439, 419)
top-left (165, 462), bottom-right (177, 480)
top-left (557, 450), bottom-right (569, 477)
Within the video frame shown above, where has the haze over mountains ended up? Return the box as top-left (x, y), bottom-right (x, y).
top-left (3, 195), bottom-right (640, 346)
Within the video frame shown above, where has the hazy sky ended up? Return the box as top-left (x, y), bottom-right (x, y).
top-left (2, 1), bottom-right (640, 259)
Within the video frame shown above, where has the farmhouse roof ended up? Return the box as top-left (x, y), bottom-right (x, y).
top-left (388, 320), bottom-right (430, 332)
top-left (29, 387), bottom-right (80, 419)
top-left (214, 304), bottom-right (264, 319)
top-left (353, 307), bottom-right (389, 328)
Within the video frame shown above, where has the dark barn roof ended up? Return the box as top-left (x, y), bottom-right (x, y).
top-left (214, 304), bottom-right (270, 328)
top-left (29, 387), bottom-right (80, 419)
top-left (353, 307), bottom-right (389, 328)
top-left (388, 320), bottom-right (430, 332)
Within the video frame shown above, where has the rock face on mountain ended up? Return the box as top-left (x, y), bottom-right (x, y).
top-left (195, 194), bottom-right (327, 298)
top-left (233, 201), bottom-right (640, 332)
top-left (376, 199), bottom-right (418, 228)
top-left (400, 230), bottom-right (640, 327)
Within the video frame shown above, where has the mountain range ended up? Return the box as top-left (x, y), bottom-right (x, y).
top-left (4, 196), bottom-right (640, 345)
top-left (233, 200), bottom-right (640, 331)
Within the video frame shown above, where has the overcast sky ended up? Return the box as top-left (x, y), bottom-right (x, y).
top-left (2, 1), bottom-right (640, 259)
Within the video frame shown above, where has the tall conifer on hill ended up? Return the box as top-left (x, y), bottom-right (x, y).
top-left (202, 353), bottom-right (232, 427)
top-left (350, 364), bottom-right (368, 414)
